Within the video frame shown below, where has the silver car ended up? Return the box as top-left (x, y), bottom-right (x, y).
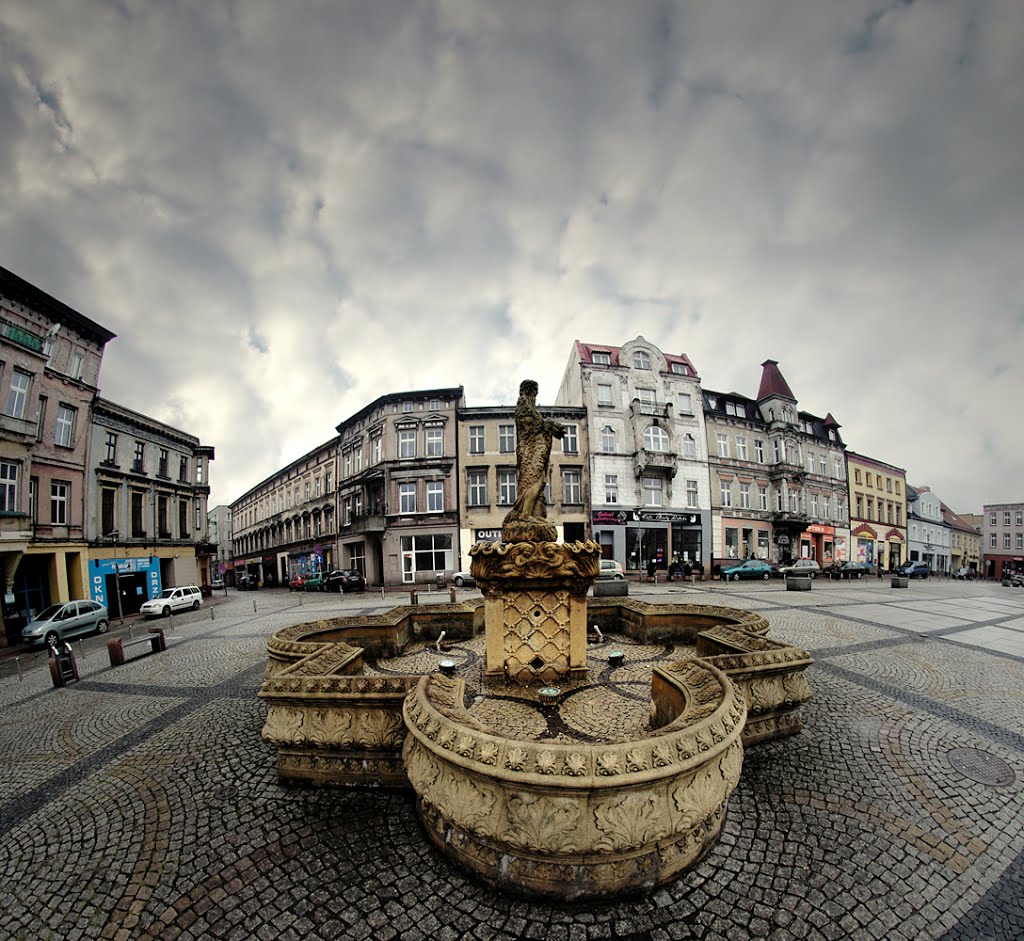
top-left (22, 600), bottom-right (110, 648)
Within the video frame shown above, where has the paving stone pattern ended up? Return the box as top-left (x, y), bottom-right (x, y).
top-left (1, 581), bottom-right (1023, 940)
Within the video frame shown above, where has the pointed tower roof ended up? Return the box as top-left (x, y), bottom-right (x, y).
top-left (823, 412), bottom-right (841, 428)
top-left (756, 359), bottom-right (796, 402)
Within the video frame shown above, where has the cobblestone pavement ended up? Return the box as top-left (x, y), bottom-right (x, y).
top-left (1, 579), bottom-right (1023, 940)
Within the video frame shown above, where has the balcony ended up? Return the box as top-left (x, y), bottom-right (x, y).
top-left (771, 510), bottom-right (809, 525)
top-left (768, 462), bottom-right (805, 482)
top-left (633, 449), bottom-right (678, 478)
top-left (344, 508), bottom-right (387, 534)
top-left (0, 318), bottom-right (45, 354)
top-left (630, 401), bottom-right (671, 420)
top-left (0, 412), bottom-right (36, 443)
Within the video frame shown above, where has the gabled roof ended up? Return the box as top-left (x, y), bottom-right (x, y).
top-left (574, 340), bottom-right (698, 377)
top-left (756, 359), bottom-right (796, 402)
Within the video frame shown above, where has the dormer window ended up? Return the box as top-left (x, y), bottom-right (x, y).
top-left (633, 350), bottom-right (651, 370)
top-left (670, 362), bottom-right (688, 376)
top-left (592, 351), bottom-right (611, 365)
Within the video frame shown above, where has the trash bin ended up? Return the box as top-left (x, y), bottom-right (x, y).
top-left (48, 642), bottom-right (80, 688)
top-left (436, 574), bottom-right (447, 590)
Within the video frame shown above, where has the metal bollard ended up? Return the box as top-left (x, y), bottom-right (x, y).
top-left (79, 639), bottom-right (87, 659)
top-left (15, 656), bottom-right (23, 681)
top-left (253, 600), bottom-right (257, 613)
top-left (210, 607), bottom-right (215, 620)
top-left (128, 623), bottom-right (135, 640)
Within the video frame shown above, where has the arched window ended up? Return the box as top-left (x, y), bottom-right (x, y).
top-left (682, 434), bottom-right (697, 459)
top-left (601, 426), bottom-right (616, 452)
top-left (644, 425), bottom-right (669, 452)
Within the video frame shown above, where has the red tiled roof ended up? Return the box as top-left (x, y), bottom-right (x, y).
top-left (756, 359), bottom-right (796, 401)
top-left (574, 341), bottom-right (698, 376)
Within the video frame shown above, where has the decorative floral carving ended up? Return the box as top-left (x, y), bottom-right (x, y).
top-left (305, 708), bottom-right (353, 746)
top-left (597, 751), bottom-right (621, 776)
top-left (564, 753), bottom-right (587, 776)
top-left (652, 743), bottom-right (673, 768)
top-left (456, 735), bottom-right (476, 758)
top-left (506, 747), bottom-right (528, 771)
top-left (262, 708), bottom-right (302, 745)
top-left (536, 751), bottom-right (557, 774)
top-left (672, 767), bottom-right (723, 830)
top-left (594, 793), bottom-right (669, 851)
top-left (625, 749), bottom-right (647, 773)
top-left (478, 741), bottom-right (499, 766)
top-left (356, 711), bottom-right (405, 747)
top-left (505, 794), bottom-right (583, 853)
top-left (438, 726), bottom-right (458, 750)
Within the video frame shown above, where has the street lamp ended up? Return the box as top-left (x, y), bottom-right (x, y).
top-left (105, 530), bottom-right (125, 624)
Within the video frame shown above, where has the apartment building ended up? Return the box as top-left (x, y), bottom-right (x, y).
top-left (207, 504), bottom-right (233, 583)
top-left (0, 267), bottom-right (116, 644)
top-left (704, 361), bottom-right (848, 568)
top-left (336, 387), bottom-right (464, 585)
top-left (456, 403), bottom-right (589, 569)
top-left (556, 336), bottom-right (711, 572)
top-left (86, 398), bottom-right (215, 613)
top-left (845, 451), bottom-right (907, 570)
top-left (981, 503), bottom-right (1024, 579)
top-left (231, 439), bottom-right (336, 586)
top-left (943, 504), bottom-right (981, 573)
top-left (906, 485), bottom-right (951, 574)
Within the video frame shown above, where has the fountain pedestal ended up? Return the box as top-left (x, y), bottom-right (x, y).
top-left (470, 539), bottom-right (601, 684)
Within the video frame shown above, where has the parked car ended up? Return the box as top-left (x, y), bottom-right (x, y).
top-left (1009, 573), bottom-right (1023, 587)
top-left (288, 574), bottom-right (308, 592)
top-left (899, 561), bottom-right (930, 579)
top-left (21, 600), bottom-right (110, 648)
top-left (777, 559), bottom-right (821, 578)
top-left (236, 574), bottom-right (259, 590)
top-left (597, 559), bottom-right (626, 580)
top-left (211, 577), bottom-right (225, 590)
top-left (303, 571), bottom-right (326, 592)
top-left (324, 569), bottom-right (366, 592)
top-left (448, 570), bottom-right (476, 588)
top-left (834, 561), bottom-right (873, 579)
top-left (953, 566), bottom-right (977, 581)
top-left (720, 560), bottom-right (775, 581)
top-left (140, 585), bottom-right (202, 619)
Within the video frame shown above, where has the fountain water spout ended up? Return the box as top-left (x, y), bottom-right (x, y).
top-left (436, 631), bottom-right (447, 652)
top-left (592, 624), bottom-right (604, 641)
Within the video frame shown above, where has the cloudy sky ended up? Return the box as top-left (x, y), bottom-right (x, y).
top-left (1, 0), bottom-right (1021, 513)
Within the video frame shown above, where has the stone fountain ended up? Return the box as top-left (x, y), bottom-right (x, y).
top-left (259, 380), bottom-right (813, 900)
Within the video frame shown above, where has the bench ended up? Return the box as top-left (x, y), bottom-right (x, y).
top-left (107, 628), bottom-right (167, 666)
top-left (408, 588), bottom-right (458, 605)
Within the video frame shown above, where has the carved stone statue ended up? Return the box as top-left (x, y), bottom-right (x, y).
top-left (502, 379), bottom-right (565, 543)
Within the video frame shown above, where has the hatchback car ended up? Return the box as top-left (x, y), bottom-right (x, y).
top-left (720, 560), bottom-right (774, 581)
top-left (236, 574), bottom-right (259, 590)
top-left (449, 570), bottom-right (476, 588)
top-left (899, 561), bottom-right (930, 579)
top-left (835, 562), bottom-right (873, 579)
top-left (777, 559), bottom-right (821, 578)
top-left (597, 559), bottom-right (626, 580)
top-left (288, 574), bottom-right (308, 591)
top-left (324, 569), bottom-right (366, 592)
top-left (22, 600), bottom-right (110, 648)
top-left (303, 572), bottom-right (326, 592)
top-left (140, 585), bottom-right (202, 619)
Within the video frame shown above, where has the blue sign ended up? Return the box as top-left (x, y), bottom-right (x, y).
top-left (90, 557), bottom-right (162, 607)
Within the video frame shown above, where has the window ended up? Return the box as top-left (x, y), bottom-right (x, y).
top-left (426, 480), bottom-right (444, 512)
top-left (468, 469), bottom-right (488, 505)
top-left (35, 395), bottom-right (47, 441)
top-left (682, 434), bottom-right (697, 459)
top-left (49, 481), bottom-right (69, 525)
top-left (70, 352), bottom-right (83, 380)
top-left (402, 401), bottom-right (414, 412)
top-left (773, 440), bottom-right (781, 463)
top-left (132, 491), bottom-right (145, 537)
top-left (0, 461), bottom-right (18, 512)
top-left (597, 383), bottom-right (613, 407)
top-left (180, 456), bottom-right (190, 482)
top-left (810, 493), bottom-right (818, 515)
top-left (819, 455), bottom-right (827, 475)
top-left (133, 441), bottom-right (145, 472)
top-left (835, 459), bottom-right (842, 478)
top-left (806, 451), bottom-right (815, 474)
top-left (304, 481), bottom-right (311, 500)
top-left (562, 469), bottom-right (581, 504)
top-left (876, 475), bottom-right (883, 490)
top-left (1004, 512), bottom-right (1012, 527)
top-left (601, 426), bottom-right (616, 452)
top-left (1017, 533), bottom-right (1023, 550)
top-left (498, 424), bottom-right (516, 453)
top-left (353, 448), bottom-right (362, 472)
top-left (399, 429), bottom-right (416, 458)
top-left (637, 388), bottom-right (656, 405)
top-left (855, 469), bottom-right (862, 485)
top-left (720, 481), bottom-right (732, 507)
top-left (315, 477), bottom-right (322, 498)
top-left (740, 483), bottom-right (751, 509)
top-left (562, 424), bottom-right (578, 454)
top-left (104, 433), bottom-right (117, 464)
top-left (372, 436), bottom-right (382, 464)
top-left (716, 433), bottom-right (729, 458)
top-left (54, 405), bottom-right (76, 447)
top-left (179, 499), bottom-right (188, 538)
top-left (4, 369), bottom-right (30, 419)
top-left (759, 486), bottom-right (768, 511)
top-left (196, 461), bottom-right (204, 484)
top-left (592, 351), bottom-right (611, 365)
top-left (856, 496), bottom-right (863, 518)
top-left (101, 488), bottom-right (116, 535)
top-left (400, 483), bottom-right (416, 514)
top-left (736, 436), bottom-right (748, 461)
top-left (498, 470), bottom-right (517, 506)
top-left (1005, 533), bottom-right (1012, 549)
top-left (468, 426), bottom-right (485, 454)
top-left (429, 399), bottom-right (441, 411)
top-left (643, 476), bottom-right (663, 506)
top-left (158, 495), bottom-right (169, 537)
top-left (754, 440), bottom-right (764, 463)
top-left (990, 512), bottom-right (997, 526)
top-left (633, 350), bottom-right (651, 370)
top-left (343, 452), bottom-right (352, 477)
top-left (678, 392), bottom-right (693, 414)
top-left (425, 427), bottom-right (443, 457)
top-left (686, 479), bottom-right (699, 508)
top-left (605, 475), bottom-right (618, 504)
top-left (644, 426), bottom-right (670, 452)
top-left (671, 362), bottom-right (688, 376)
top-left (886, 478), bottom-right (892, 492)
top-left (1017, 512), bottom-right (1023, 526)
top-left (991, 533), bottom-right (997, 548)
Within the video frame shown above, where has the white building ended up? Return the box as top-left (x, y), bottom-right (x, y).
top-left (906, 485), bottom-right (951, 574)
top-left (555, 336), bottom-right (712, 573)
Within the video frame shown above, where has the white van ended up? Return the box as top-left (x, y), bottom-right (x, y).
top-left (140, 585), bottom-right (202, 618)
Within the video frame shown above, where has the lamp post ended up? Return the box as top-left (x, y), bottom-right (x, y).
top-left (105, 530), bottom-right (125, 624)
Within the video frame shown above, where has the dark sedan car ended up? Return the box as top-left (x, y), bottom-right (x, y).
top-left (832, 562), bottom-right (874, 579)
top-left (324, 569), bottom-right (366, 592)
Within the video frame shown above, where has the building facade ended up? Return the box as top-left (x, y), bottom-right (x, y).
top-left (0, 266), bottom-right (116, 644)
top-left (456, 403), bottom-right (589, 569)
top-left (704, 361), bottom-right (848, 569)
top-left (555, 337), bottom-right (712, 573)
top-left (906, 486), bottom-right (951, 574)
top-left (943, 505), bottom-right (981, 574)
top-left (86, 399), bottom-right (215, 615)
top-left (845, 452), bottom-right (907, 571)
top-left (336, 388), bottom-right (464, 585)
top-left (207, 504), bottom-right (233, 583)
top-left (981, 503), bottom-right (1024, 580)
top-left (231, 439), bottom-right (336, 587)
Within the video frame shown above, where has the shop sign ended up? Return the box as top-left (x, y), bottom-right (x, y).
top-left (805, 523), bottom-right (834, 535)
top-left (592, 509), bottom-right (700, 525)
top-left (475, 529), bottom-right (502, 542)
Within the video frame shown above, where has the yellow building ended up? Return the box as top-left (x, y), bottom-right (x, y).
top-left (845, 452), bottom-right (907, 571)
